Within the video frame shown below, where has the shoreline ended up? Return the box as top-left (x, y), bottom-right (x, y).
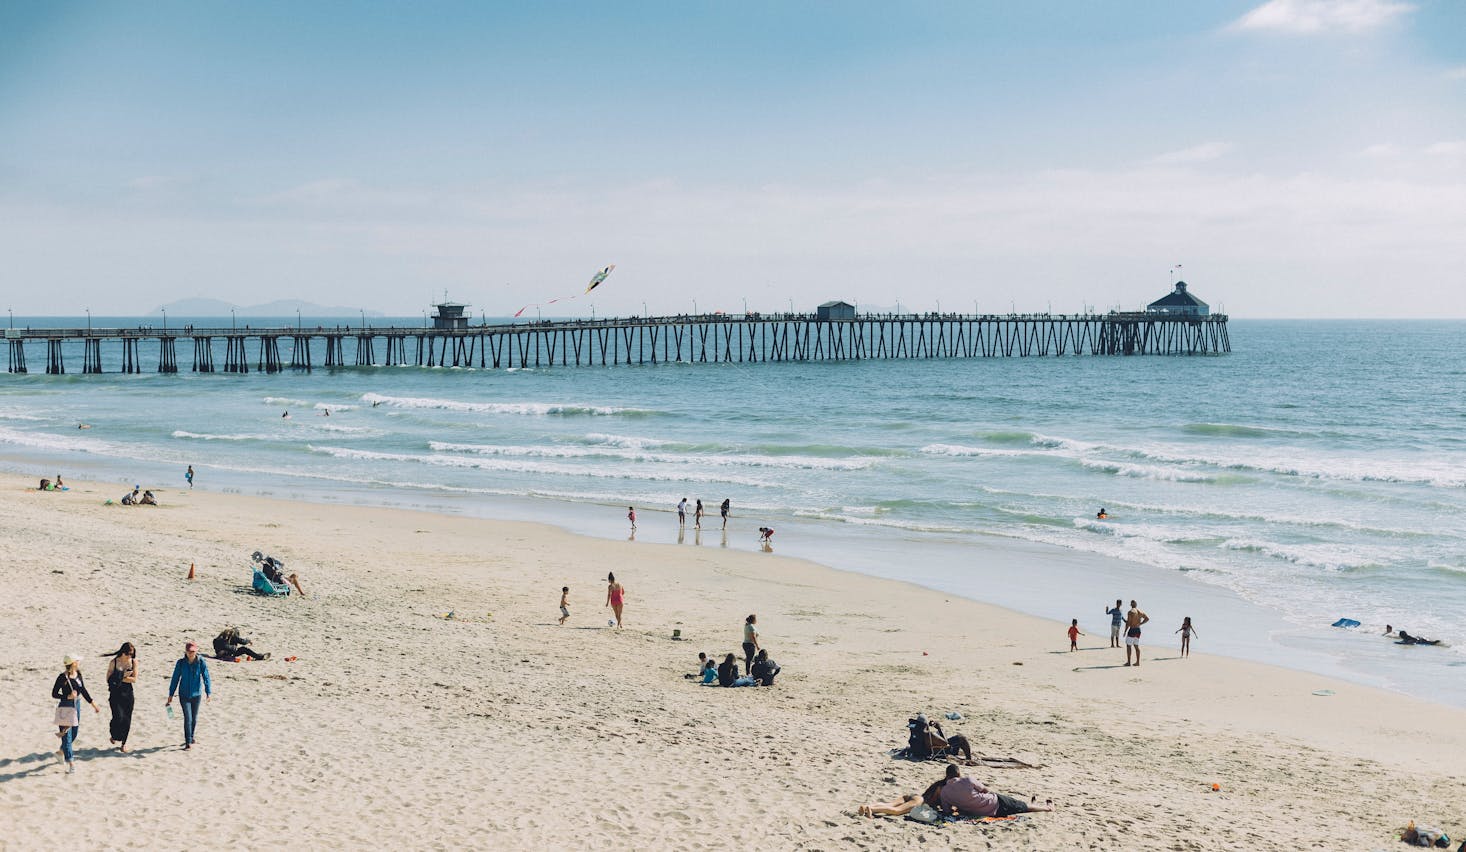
top-left (5, 447), bottom-right (1460, 710)
top-left (4, 473), bottom-right (1466, 848)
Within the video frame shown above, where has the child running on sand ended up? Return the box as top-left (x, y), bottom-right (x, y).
top-left (558, 586), bottom-right (570, 626)
top-left (1175, 616), bottom-right (1197, 657)
top-left (1068, 619), bottom-right (1083, 651)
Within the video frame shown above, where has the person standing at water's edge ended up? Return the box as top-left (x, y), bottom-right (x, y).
top-left (1105, 599), bottom-right (1124, 649)
top-left (677, 498), bottom-right (688, 527)
top-left (720, 498), bottom-right (730, 530)
top-left (167, 641), bottom-right (212, 750)
top-left (185, 465), bottom-right (194, 488)
top-left (105, 642), bottom-right (138, 752)
top-left (605, 573), bottom-right (626, 628)
top-left (627, 506), bottom-right (636, 531)
top-left (53, 655), bottom-right (100, 773)
top-left (1124, 600), bottom-right (1149, 667)
top-left (694, 499), bottom-right (704, 529)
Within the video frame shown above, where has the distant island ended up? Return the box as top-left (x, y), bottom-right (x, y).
top-left (149, 298), bottom-right (386, 318)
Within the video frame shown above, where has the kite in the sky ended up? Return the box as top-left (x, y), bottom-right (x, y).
top-left (516, 265), bottom-right (616, 318)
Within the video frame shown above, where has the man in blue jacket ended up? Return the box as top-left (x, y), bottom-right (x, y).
top-left (166, 641), bottom-right (213, 750)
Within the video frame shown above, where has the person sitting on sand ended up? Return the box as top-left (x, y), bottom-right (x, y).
top-left (751, 648), bottom-right (781, 686)
top-left (54, 475), bottom-right (64, 489)
top-left (683, 652), bottom-right (709, 679)
top-left (907, 714), bottom-right (973, 762)
top-left (139, 490), bottom-right (158, 506)
top-left (859, 777), bottom-right (951, 818)
top-left (717, 653), bottom-right (740, 687)
top-left (698, 658), bottom-right (718, 685)
top-left (259, 554), bottom-right (308, 597)
top-left (938, 764), bottom-right (1052, 817)
top-left (120, 488), bottom-right (139, 506)
top-left (213, 627), bottom-right (269, 661)
top-left (39, 478), bottom-right (51, 491)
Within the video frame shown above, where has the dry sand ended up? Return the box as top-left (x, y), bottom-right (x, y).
top-left (2, 474), bottom-right (1464, 850)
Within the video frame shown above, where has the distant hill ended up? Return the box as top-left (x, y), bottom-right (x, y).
top-left (150, 298), bottom-right (385, 317)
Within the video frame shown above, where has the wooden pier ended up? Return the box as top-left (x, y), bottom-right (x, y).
top-left (2, 311), bottom-right (1229, 375)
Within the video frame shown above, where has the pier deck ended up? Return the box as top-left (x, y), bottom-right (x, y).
top-left (3, 312), bottom-right (1229, 374)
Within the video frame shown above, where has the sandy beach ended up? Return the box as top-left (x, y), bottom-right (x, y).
top-left (2, 474), bottom-right (1464, 851)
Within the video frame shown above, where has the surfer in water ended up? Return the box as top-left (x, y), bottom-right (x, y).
top-left (281, 411), bottom-right (290, 419)
top-left (1096, 508), bottom-right (1109, 520)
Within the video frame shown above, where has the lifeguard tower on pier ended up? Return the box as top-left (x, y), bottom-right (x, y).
top-left (431, 301), bottom-right (470, 331)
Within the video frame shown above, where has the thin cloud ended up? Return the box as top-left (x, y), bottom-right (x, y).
top-left (1150, 142), bottom-right (1234, 165)
top-left (1425, 141), bottom-right (1466, 157)
top-left (1446, 67), bottom-right (1466, 81)
top-left (1358, 143), bottom-right (1399, 158)
top-left (1231, 0), bottom-right (1415, 34)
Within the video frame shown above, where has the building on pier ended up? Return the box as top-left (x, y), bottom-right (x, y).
top-left (1147, 281), bottom-right (1209, 317)
top-left (431, 302), bottom-right (470, 331)
top-left (816, 301), bottom-right (856, 321)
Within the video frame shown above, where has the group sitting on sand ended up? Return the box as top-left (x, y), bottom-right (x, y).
top-left (690, 649), bottom-right (781, 687)
top-left (858, 763), bottom-right (1053, 820)
top-left (118, 487), bottom-right (157, 506)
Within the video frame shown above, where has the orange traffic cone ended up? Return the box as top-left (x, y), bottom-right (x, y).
top-left (187, 562), bottom-right (196, 580)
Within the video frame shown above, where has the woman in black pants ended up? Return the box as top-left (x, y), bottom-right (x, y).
top-left (104, 642), bottom-right (138, 752)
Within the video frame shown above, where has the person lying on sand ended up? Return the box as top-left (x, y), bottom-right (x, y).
top-left (858, 778), bottom-right (951, 818)
top-left (938, 764), bottom-right (1052, 817)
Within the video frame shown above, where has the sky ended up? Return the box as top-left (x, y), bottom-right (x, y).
top-left (1, 0), bottom-right (1463, 318)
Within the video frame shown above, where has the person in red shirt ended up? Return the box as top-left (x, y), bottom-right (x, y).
top-left (1067, 619), bottom-right (1084, 652)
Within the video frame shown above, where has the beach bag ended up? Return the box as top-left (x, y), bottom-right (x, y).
top-left (54, 704), bottom-right (78, 727)
top-left (905, 804), bottom-right (943, 825)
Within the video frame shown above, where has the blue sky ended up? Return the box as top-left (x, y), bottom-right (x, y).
top-left (2, 0), bottom-right (1463, 317)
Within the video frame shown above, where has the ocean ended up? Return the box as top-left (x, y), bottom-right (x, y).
top-left (3, 317), bottom-right (1464, 704)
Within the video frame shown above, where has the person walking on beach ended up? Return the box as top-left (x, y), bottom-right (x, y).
top-left (53, 655), bottom-right (101, 773)
top-left (1105, 599), bottom-right (1124, 648)
top-left (559, 586), bottom-right (571, 626)
top-left (104, 642), bottom-right (138, 753)
top-left (1124, 600), bottom-right (1149, 667)
top-left (1067, 619), bottom-right (1083, 652)
top-left (627, 506), bottom-right (636, 530)
top-left (1175, 617), bottom-right (1197, 658)
top-left (166, 641), bottom-right (212, 750)
top-left (677, 498), bottom-right (688, 527)
top-left (743, 614), bottom-right (761, 674)
top-left (720, 498), bottom-right (730, 530)
top-left (605, 573), bottom-right (626, 628)
top-left (694, 499), bottom-right (704, 529)
top-left (185, 465), bottom-right (194, 488)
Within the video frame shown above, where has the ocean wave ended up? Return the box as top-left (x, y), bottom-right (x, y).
top-left (1181, 422), bottom-right (1298, 439)
top-left (1218, 538), bottom-right (1385, 572)
top-left (920, 443), bottom-right (1045, 459)
top-left (582, 433), bottom-right (671, 449)
top-left (314, 403), bottom-right (357, 411)
top-left (1114, 443), bottom-right (1466, 489)
top-left (309, 445), bottom-right (779, 487)
top-left (427, 440), bottom-right (874, 471)
top-left (1073, 518), bottom-right (1223, 546)
top-left (0, 411), bottom-right (47, 421)
top-left (171, 430), bottom-right (273, 442)
top-left (262, 397), bottom-right (308, 406)
top-left (359, 392), bottom-right (653, 417)
top-left (1079, 459), bottom-right (1217, 483)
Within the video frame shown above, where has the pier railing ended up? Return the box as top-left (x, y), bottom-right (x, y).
top-left (3, 312), bottom-right (1229, 374)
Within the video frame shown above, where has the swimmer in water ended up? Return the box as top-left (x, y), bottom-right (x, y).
top-left (1096, 508), bottom-right (1108, 520)
top-left (77, 423), bottom-right (91, 430)
top-left (281, 411), bottom-right (290, 419)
